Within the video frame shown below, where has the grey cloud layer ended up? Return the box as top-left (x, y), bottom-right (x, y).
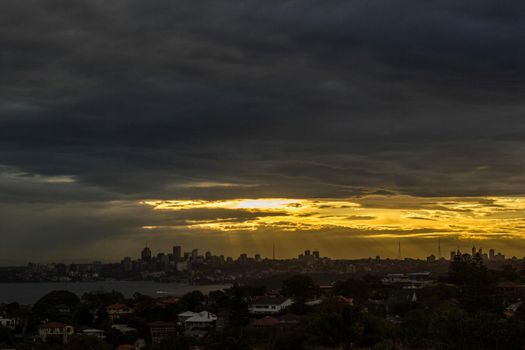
top-left (1, 0), bottom-right (525, 199)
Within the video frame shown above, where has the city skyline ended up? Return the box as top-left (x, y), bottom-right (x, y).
top-left (2, 240), bottom-right (515, 266)
top-left (2, 1), bottom-right (525, 262)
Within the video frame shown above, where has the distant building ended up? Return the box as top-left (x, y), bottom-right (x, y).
top-left (149, 322), bottom-right (177, 345)
top-left (248, 297), bottom-right (293, 314)
top-left (81, 328), bottom-right (105, 339)
top-left (121, 257), bottom-right (132, 272)
top-left (426, 254), bottom-right (436, 263)
top-left (176, 260), bottom-right (189, 272)
top-left (173, 246), bottom-right (182, 261)
top-left (107, 304), bottom-right (134, 321)
top-left (0, 317), bottom-right (17, 330)
top-left (179, 311), bottom-right (217, 333)
top-left (112, 324), bottom-right (137, 334)
top-left (39, 322), bottom-right (74, 343)
top-left (141, 247), bottom-right (152, 261)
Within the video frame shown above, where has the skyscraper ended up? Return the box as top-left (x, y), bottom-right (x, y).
top-left (141, 246), bottom-right (152, 261)
top-left (173, 246), bottom-right (181, 261)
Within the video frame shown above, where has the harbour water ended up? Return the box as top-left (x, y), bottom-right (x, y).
top-left (0, 281), bottom-right (231, 304)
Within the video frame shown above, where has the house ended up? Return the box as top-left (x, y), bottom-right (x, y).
top-left (251, 316), bottom-right (280, 328)
top-left (180, 311), bottom-right (217, 333)
top-left (248, 297), bottom-right (293, 314)
top-left (38, 322), bottom-right (74, 343)
top-left (117, 345), bottom-right (136, 350)
top-left (497, 281), bottom-right (525, 300)
top-left (107, 303), bottom-right (134, 321)
top-left (116, 340), bottom-right (146, 350)
top-left (80, 328), bottom-right (105, 339)
top-left (178, 311), bottom-right (199, 323)
top-left (112, 324), bottom-right (137, 333)
top-left (277, 314), bottom-right (301, 326)
top-left (0, 317), bottom-right (17, 330)
top-left (149, 322), bottom-right (177, 345)
top-left (305, 298), bottom-right (323, 306)
top-left (334, 295), bottom-right (354, 305)
top-left (158, 296), bottom-right (179, 307)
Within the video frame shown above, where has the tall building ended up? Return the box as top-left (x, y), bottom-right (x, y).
top-left (141, 246), bottom-right (152, 261)
top-left (489, 249), bottom-right (495, 260)
top-left (121, 257), bottom-right (132, 272)
top-left (173, 246), bottom-right (181, 261)
top-left (191, 249), bottom-right (198, 259)
top-left (312, 251), bottom-right (320, 259)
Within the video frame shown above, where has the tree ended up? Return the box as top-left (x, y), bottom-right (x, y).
top-left (66, 335), bottom-right (111, 350)
top-left (333, 278), bottom-right (370, 304)
top-left (95, 306), bottom-right (111, 330)
top-left (282, 275), bottom-right (317, 301)
top-left (32, 290), bottom-right (80, 322)
top-left (82, 291), bottom-right (124, 308)
top-left (153, 334), bottom-right (191, 350)
top-left (178, 291), bottom-right (205, 311)
top-left (229, 296), bottom-right (250, 326)
top-left (0, 326), bottom-right (14, 346)
top-left (74, 304), bottom-right (94, 326)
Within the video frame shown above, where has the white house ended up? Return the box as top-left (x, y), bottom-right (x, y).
top-left (112, 324), bottom-right (137, 333)
top-left (248, 297), bottom-right (293, 315)
top-left (38, 322), bottom-right (74, 343)
top-left (178, 311), bottom-right (217, 332)
top-left (0, 317), bottom-right (17, 330)
top-left (81, 328), bottom-right (105, 339)
top-left (177, 311), bottom-right (199, 323)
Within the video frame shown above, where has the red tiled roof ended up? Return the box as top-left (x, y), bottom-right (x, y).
top-left (117, 345), bottom-right (135, 350)
top-left (252, 316), bottom-right (280, 327)
top-left (498, 281), bottom-right (522, 289)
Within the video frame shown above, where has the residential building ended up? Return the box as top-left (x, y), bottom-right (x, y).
top-left (182, 311), bottom-right (217, 332)
top-left (248, 297), bottom-right (293, 314)
top-left (0, 317), bottom-right (17, 330)
top-left (107, 304), bottom-right (134, 321)
top-left (38, 322), bottom-right (74, 343)
top-left (149, 322), bottom-right (177, 345)
top-left (81, 328), bottom-right (105, 339)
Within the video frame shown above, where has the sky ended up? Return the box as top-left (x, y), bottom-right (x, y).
top-left (2, 0), bottom-right (525, 263)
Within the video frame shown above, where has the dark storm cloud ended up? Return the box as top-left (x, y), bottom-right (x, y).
top-left (1, 0), bottom-right (525, 199)
top-left (2, 0), bottom-right (525, 260)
